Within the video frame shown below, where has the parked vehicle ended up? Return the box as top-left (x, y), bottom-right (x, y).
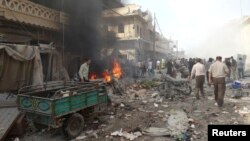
top-left (17, 81), bottom-right (109, 139)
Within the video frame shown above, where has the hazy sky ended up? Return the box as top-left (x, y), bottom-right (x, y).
top-left (124, 0), bottom-right (250, 58)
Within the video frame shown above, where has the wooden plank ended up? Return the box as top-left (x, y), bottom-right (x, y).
top-left (0, 107), bottom-right (20, 141)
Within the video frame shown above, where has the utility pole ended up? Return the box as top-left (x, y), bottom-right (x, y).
top-left (153, 13), bottom-right (156, 60)
top-left (62, 0), bottom-right (65, 65)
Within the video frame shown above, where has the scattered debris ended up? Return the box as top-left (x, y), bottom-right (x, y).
top-left (175, 132), bottom-right (191, 141)
top-left (143, 127), bottom-right (170, 136)
top-left (151, 92), bottom-right (159, 98)
top-left (139, 80), bottom-right (159, 89)
top-left (236, 106), bottom-right (250, 115)
top-left (120, 103), bottom-right (125, 107)
top-left (13, 137), bottom-right (20, 141)
top-left (158, 110), bottom-right (164, 113)
top-left (135, 89), bottom-right (147, 99)
top-left (111, 128), bottom-right (142, 140)
top-left (190, 124), bottom-right (195, 129)
top-left (162, 104), bottom-right (169, 108)
top-left (188, 118), bottom-right (194, 123)
top-left (75, 134), bottom-right (87, 140)
top-left (167, 110), bottom-right (189, 136)
top-left (154, 103), bottom-right (159, 108)
top-left (222, 111), bottom-right (229, 114)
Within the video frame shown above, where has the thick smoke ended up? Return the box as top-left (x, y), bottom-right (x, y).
top-left (63, 0), bottom-right (102, 56)
top-left (34, 0), bottom-right (120, 74)
top-left (63, 0), bottom-right (121, 76)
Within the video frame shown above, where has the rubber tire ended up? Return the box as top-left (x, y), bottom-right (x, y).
top-left (158, 83), bottom-right (171, 98)
top-left (63, 113), bottom-right (84, 139)
top-left (181, 84), bottom-right (192, 95)
top-left (157, 83), bottom-right (168, 93)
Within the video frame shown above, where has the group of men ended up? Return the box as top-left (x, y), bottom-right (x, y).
top-left (189, 56), bottom-right (245, 108)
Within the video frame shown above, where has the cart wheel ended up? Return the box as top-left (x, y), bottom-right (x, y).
top-left (63, 113), bottom-right (84, 139)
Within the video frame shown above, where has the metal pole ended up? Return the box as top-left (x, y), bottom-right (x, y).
top-left (153, 13), bottom-right (156, 60)
top-left (62, 0), bottom-right (65, 64)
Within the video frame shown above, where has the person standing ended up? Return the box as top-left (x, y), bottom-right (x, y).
top-left (205, 58), bottom-right (213, 83)
top-left (231, 56), bottom-right (237, 80)
top-left (156, 60), bottom-right (161, 70)
top-left (237, 57), bottom-right (245, 80)
top-left (148, 59), bottom-right (153, 76)
top-left (141, 61), bottom-right (146, 77)
top-left (190, 58), bottom-right (206, 99)
top-left (188, 58), bottom-right (194, 75)
top-left (79, 58), bottom-right (91, 82)
top-left (209, 56), bottom-right (229, 107)
top-left (224, 58), bottom-right (231, 81)
top-left (166, 60), bottom-right (173, 76)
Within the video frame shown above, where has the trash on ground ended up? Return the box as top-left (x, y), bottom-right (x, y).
top-left (167, 110), bottom-right (189, 136)
top-left (111, 128), bottom-right (142, 140)
top-left (143, 127), bottom-right (170, 136)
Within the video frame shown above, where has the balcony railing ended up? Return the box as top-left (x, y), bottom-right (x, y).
top-left (0, 0), bottom-right (68, 30)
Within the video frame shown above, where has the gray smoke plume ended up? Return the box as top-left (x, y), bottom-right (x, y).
top-left (32, 0), bottom-right (125, 77)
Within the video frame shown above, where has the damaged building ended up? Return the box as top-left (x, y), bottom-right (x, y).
top-left (0, 0), bottom-right (70, 91)
top-left (0, 0), bottom-right (125, 91)
top-left (102, 4), bottom-right (177, 62)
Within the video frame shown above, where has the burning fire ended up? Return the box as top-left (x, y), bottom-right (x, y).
top-left (90, 59), bottom-right (122, 83)
top-left (102, 71), bottom-right (111, 83)
top-left (89, 73), bottom-right (97, 80)
top-left (112, 59), bottom-right (122, 79)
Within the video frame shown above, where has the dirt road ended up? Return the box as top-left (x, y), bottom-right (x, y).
top-left (19, 76), bottom-right (250, 141)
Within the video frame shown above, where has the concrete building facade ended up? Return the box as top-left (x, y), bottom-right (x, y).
top-left (102, 4), bottom-right (175, 61)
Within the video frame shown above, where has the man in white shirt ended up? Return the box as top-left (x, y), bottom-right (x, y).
top-left (79, 58), bottom-right (91, 82)
top-left (156, 60), bottom-right (161, 70)
top-left (190, 58), bottom-right (206, 99)
top-left (148, 60), bottom-right (153, 76)
top-left (209, 56), bottom-right (229, 107)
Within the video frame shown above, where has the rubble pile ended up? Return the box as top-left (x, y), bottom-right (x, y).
top-left (9, 75), bottom-right (250, 141)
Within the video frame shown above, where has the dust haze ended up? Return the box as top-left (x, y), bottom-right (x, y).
top-left (187, 21), bottom-right (250, 70)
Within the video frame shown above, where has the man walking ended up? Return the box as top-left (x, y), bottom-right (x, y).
top-left (190, 58), bottom-right (206, 99)
top-left (224, 58), bottom-right (231, 81)
top-left (209, 56), bottom-right (229, 107)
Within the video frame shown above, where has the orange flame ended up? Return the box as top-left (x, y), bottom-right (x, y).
top-left (89, 73), bottom-right (97, 80)
top-left (112, 60), bottom-right (122, 79)
top-left (102, 71), bottom-right (111, 83)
